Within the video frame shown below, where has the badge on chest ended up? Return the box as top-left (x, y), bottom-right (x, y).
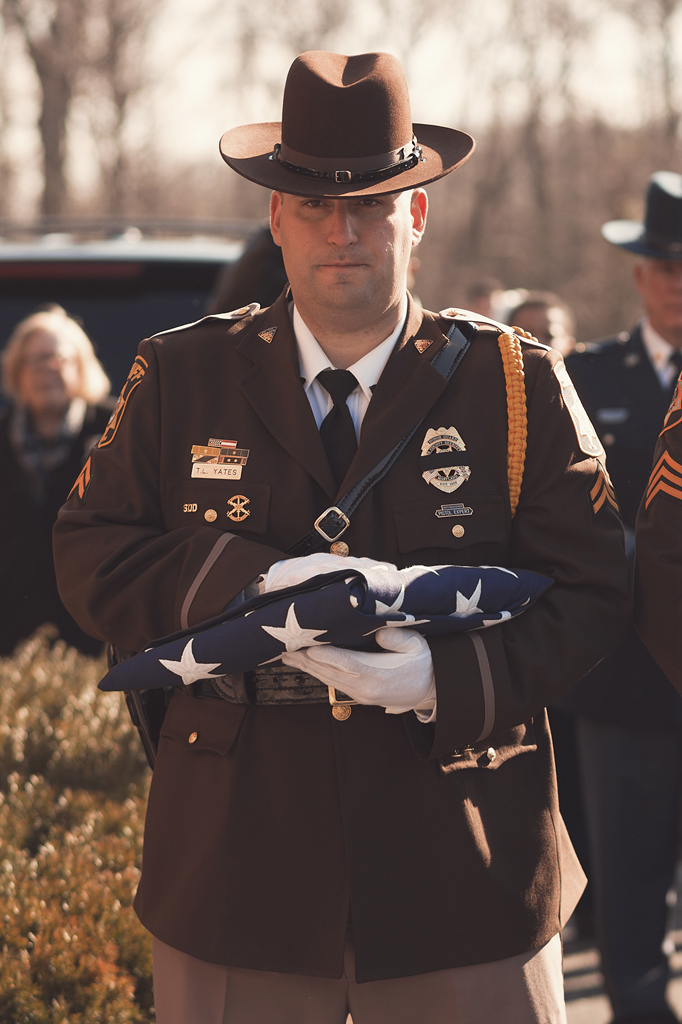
top-left (421, 427), bottom-right (471, 493)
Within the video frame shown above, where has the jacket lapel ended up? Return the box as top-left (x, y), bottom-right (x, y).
top-left (338, 299), bottom-right (453, 496)
top-left (237, 294), bottom-right (337, 498)
top-left (629, 324), bottom-right (672, 418)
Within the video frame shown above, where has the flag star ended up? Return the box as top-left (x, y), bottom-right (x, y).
top-left (158, 638), bottom-right (223, 685)
top-left (261, 603), bottom-right (329, 652)
top-left (450, 579), bottom-right (484, 618)
top-left (481, 611), bottom-right (512, 627)
top-left (375, 585), bottom-right (405, 615)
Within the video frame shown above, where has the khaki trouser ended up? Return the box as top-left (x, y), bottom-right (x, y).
top-left (152, 932), bottom-right (566, 1024)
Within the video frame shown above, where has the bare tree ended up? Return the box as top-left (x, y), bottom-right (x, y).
top-left (84, 0), bottom-right (163, 214)
top-left (608, 0), bottom-right (682, 140)
top-left (2, 0), bottom-right (91, 215)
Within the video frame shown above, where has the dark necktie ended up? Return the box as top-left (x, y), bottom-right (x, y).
top-left (317, 369), bottom-right (358, 488)
top-left (668, 350), bottom-right (682, 398)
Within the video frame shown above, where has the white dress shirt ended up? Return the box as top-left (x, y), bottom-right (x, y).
top-left (293, 301), bottom-right (408, 437)
top-left (641, 318), bottom-right (681, 390)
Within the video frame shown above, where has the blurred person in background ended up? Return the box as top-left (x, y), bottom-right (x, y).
top-left (0, 305), bottom-right (112, 655)
top-left (207, 226), bottom-right (288, 315)
top-left (558, 171), bottom-right (682, 1024)
top-left (509, 292), bottom-right (576, 358)
top-left (465, 276), bottom-right (504, 318)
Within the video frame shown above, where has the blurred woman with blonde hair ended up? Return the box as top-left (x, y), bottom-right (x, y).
top-left (0, 305), bottom-right (113, 655)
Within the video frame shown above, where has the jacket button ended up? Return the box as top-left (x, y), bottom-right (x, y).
top-left (188, 731), bottom-right (198, 744)
top-left (452, 525), bottom-right (465, 538)
top-left (330, 541), bottom-right (349, 556)
top-left (332, 705), bottom-right (351, 721)
top-left (486, 747), bottom-right (497, 762)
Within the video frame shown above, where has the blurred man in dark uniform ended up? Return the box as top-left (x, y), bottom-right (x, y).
top-left (560, 171), bottom-right (682, 1024)
top-left (54, 51), bottom-right (630, 1024)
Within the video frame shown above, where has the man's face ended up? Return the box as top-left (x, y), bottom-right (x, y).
top-left (270, 189), bottom-right (427, 323)
top-left (634, 258), bottom-right (682, 347)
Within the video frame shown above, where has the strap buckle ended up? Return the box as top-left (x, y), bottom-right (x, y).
top-left (328, 686), bottom-right (358, 707)
top-left (314, 506), bottom-right (351, 543)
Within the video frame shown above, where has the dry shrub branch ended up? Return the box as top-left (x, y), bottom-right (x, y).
top-left (0, 627), bottom-right (153, 1022)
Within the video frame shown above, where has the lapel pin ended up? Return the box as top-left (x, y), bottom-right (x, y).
top-left (258, 327), bottom-right (277, 344)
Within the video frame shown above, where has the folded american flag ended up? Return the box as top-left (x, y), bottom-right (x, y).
top-left (99, 564), bottom-right (552, 692)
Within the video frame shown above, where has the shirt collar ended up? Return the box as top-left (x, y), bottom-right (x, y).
top-left (293, 299), bottom-right (408, 403)
top-left (641, 316), bottom-right (676, 370)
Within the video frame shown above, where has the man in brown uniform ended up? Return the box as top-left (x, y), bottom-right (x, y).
top-left (53, 51), bottom-right (630, 1024)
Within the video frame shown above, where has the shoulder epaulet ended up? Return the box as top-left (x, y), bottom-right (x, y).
top-left (573, 331), bottom-right (631, 357)
top-left (151, 302), bottom-right (261, 340)
top-left (438, 306), bottom-right (550, 350)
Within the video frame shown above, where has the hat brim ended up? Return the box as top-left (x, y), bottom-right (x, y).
top-left (602, 219), bottom-right (682, 260)
top-left (219, 121), bottom-right (475, 196)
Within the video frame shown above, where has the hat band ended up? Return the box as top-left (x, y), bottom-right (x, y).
top-left (270, 137), bottom-right (424, 184)
top-left (642, 230), bottom-right (682, 255)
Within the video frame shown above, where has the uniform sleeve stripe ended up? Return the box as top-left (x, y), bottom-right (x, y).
top-left (645, 452), bottom-right (682, 506)
top-left (180, 532), bottom-right (236, 629)
top-left (592, 487), bottom-right (608, 514)
top-left (469, 633), bottom-right (496, 743)
top-left (645, 479), bottom-right (682, 508)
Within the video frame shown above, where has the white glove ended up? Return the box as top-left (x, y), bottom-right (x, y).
top-left (262, 553), bottom-right (396, 594)
top-left (281, 626), bottom-right (436, 716)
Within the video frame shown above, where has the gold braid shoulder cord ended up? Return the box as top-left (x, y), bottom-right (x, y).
top-left (497, 328), bottom-right (530, 518)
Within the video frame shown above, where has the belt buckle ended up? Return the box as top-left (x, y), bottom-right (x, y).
top-left (314, 506), bottom-right (350, 543)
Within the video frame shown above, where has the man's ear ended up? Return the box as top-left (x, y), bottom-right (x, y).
top-left (410, 189), bottom-right (428, 245)
top-left (270, 191), bottom-right (283, 247)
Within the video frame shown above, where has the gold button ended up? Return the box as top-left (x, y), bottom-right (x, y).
top-left (330, 541), bottom-right (349, 557)
top-left (452, 524), bottom-right (465, 538)
top-left (204, 509), bottom-right (217, 522)
top-left (332, 705), bottom-right (352, 721)
top-left (188, 731), bottom-right (198, 744)
top-left (486, 747), bottom-right (497, 762)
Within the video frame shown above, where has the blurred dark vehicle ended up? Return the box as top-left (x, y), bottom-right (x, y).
top-left (0, 219), bottom-right (254, 394)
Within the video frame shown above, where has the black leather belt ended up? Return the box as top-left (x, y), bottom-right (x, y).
top-left (193, 665), bottom-right (330, 705)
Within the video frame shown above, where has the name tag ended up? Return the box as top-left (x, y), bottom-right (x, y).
top-left (191, 464), bottom-right (243, 479)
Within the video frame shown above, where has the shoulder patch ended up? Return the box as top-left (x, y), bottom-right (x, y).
top-left (645, 449), bottom-right (682, 508)
top-left (553, 360), bottom-right (604, 457)
top-left (588, 463), bottom-right (619, 518)
top-left (98, 355), bottom-right (147, 448)
top-left (660, 375), bottom-right (682, 435)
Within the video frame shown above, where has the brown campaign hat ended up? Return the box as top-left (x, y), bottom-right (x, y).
top-left (220, 51), bottom-right (475, 197)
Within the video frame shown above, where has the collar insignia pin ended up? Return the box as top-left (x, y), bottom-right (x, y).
top-left (258, 328), bottom-right (277, 344)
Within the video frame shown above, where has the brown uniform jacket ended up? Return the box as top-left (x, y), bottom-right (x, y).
top-left (635, 375), bottom-right (682, 690)
top-left (53, 293), bottom-right (630, 981)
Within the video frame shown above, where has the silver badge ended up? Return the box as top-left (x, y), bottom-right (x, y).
top-left (421, 427), bottom-right (471, 493)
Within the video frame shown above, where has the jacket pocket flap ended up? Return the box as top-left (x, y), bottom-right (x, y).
top-left (160, 689), bottom-right (247, 755)
top-left (393, 494), bottom-right (506, 553)
top-left (165, 481), bottom-right (271, 534)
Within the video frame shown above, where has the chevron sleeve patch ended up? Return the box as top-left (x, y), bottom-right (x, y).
top-left (68, 455), bottom-right (92, 502)
top-left (588, 463), bottom-right (620, 518)
top-left (645, 449), bottom-right (682, 508)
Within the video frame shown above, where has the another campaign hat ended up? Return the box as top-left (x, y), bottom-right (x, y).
top-left (219, 51), bottom-right (475, 197)
top-left (602, 171), bottom-right (682, 259)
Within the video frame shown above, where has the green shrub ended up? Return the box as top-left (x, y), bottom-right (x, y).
top-left (0, 630), bottom-right (153, 1022)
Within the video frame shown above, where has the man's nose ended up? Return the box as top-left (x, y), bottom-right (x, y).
top-left (326, 204), bottom-right (358, 246)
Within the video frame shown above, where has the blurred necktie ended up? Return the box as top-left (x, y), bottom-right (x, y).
top-left (668, 349), bottom-right (682, 398)
top-left (317, 369), bottom-right (358, 487)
